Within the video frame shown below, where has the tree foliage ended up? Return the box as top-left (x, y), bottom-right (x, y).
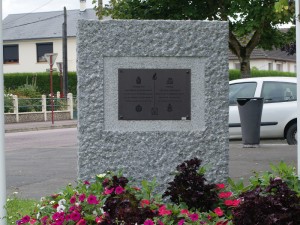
top-left (94, 0), bottom-right (295, 78)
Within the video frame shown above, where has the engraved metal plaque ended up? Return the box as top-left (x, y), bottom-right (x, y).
top-left (118, 69), bottom-right (191, 120)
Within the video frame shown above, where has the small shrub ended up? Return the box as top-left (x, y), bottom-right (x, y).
top-left (4, 93), bottom-right (14, 113)
top-left (163, 158), bottom-right (218, 211)
top-left (232, 178), bottom-right (300, 225)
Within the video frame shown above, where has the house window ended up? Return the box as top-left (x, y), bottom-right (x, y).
top-left (36, 42), bottom-right (53, 62)
top-left (3, 45), bottom-right (19, 64)
top-left (234, 63), bottom-right (240, 70)
top-left (268, 63), bottom-right (273, 71)
top-left (276, 64), bottom-right (282, 71)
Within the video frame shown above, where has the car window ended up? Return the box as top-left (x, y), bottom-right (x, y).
top-left (261, 81), bottom-right (297, 103)
top-left (229, 82), bottom-right (257, 105)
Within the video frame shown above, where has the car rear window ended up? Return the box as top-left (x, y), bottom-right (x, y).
top-left (261, 81), bottom-right (297, 103)
top-left (229, 82), bottom-right (257, 105)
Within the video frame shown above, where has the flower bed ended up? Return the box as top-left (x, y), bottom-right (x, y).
top-left (15, 159), bottom-right (300, 225)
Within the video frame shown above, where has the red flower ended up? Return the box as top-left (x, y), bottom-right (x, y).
top-left (84, 181), bottom-right (90, 185)
top-left (224, 199), bottom-right (241, 207)
top-left (216, 183), bottom-right (226, 189)
top-left (180, 209), bottom-right (189, 215)
top-left (214, 207), bottom-right (224, 217)
top-left (144, 219), bottom-right (154, 225)
top-left (76, 219), bottom-right (87, 225)
top-left (87, 195), bottom-right (99, 204)
top-left (140, 199), bottom-right (150, 207)
top-left (189, 213), bottom-right (199, 221)
top-left (158, 205), bottom-right (172, 216)
top-left (218, 192), bottom-right (232, 199)
top-left (115, 186), bottom-right (125, 194)
top-left (52, 203), bottom-right (59, 209)
top-left (216, 220), bottom-right (229, 225)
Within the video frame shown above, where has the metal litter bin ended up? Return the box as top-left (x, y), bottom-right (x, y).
top-left (237, 97), bottom-right (263, 148)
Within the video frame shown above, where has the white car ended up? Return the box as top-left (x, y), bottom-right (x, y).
top-left (229, 77), bottom-right (297, 145)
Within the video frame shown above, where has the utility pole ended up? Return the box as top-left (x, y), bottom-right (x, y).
top-left (0, 0), bottom-right (7, 224)
top-left (62, 7), bottom-right (68, 97)
top-left (296, 0), bottom-right (300, 178)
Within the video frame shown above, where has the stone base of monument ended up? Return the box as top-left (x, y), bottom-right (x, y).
top-left (77, 19), bottom-right (229, 191)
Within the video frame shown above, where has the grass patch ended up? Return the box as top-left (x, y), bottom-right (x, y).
top-left (5, 196), bottom-right (37, 224)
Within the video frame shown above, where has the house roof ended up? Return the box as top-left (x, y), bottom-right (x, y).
top-left (229, 48), bottom-right (296, 62)
top-left (3, 8), bottom-right (98, 41)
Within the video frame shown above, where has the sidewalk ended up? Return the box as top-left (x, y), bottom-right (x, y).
top-left (5, 120), bottom-right (77, 133)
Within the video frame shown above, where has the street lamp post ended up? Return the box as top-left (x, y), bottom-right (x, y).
top-left (56, 62), bottom-right (63, 98)
top-left (44, 53), bottom-right (58, 125)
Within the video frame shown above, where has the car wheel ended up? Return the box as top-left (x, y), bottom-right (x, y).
top-left (286, 123), bottom-right (297, 145)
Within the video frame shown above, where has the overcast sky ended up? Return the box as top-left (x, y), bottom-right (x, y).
top-left (3, 0), bottom-right (109, 18)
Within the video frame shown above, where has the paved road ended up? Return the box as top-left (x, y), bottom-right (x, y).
top-left (5, 128), bottom-right (297, 199)
top-left (5, 128), bottom-right (78, 199)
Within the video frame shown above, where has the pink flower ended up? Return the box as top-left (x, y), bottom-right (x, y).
top-left (180, 209), bottom-right (189, 215)
top-left (29, 218), bottom-right (37, 224)
top-left (21, 215), bottom-right (31, 223)
top-left (157, 220), bottom-right (164, 225)
top-left (144, 219), bottom-right (154, 225)
top-left (115, 186), bottom-right (125, 194)
top-left (95, 216), bottom-right (104, 224)
top-left (214, 207), bottom-right (224, 217)
top-left (224, 199), bottom-right (241, 207)
top-left (218, 192), bottom-right (232, 199)
top-left (216, 183), bottom-right (226, 189)
top-left (104, 187), bottom-right (114, 195)
top-left (178, 219), bottom-right (185, 225)
top-left (52, 212), bottom-right (65, 221)
top-left (216, 221), bottom-right (229, 225)
top-left (41, 216), bottom-right (49, 223)
top-left (158, 205), bottom-right (172, 216)
top-left (79, 193), bottom-right (86, 202)
top-left (84, 181), bottom-right (90, 185)
top-left (132, 186), bottom-right (141, 191)
top-left (189, 213), bottom-right (199, 221)
top-left (140, 199), bottom-right (150, 207)
top-left (70, 211), bottom-right (81, 221)
top-left (87, 195), bottom-right (99, 204)
top-left (76, 219), bottom-right (87, 225)
top-left (70, 195), bottom-right (77, 204)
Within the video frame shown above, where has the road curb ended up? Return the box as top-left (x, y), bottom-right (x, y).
top-left (5, 124), bottom-right (77, 133)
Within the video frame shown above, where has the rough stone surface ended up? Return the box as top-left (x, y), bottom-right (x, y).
top-left (77, 20), bottom-right (229, 191)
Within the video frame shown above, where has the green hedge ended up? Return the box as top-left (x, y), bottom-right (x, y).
top-left (4, 70), bottom-right (296, 95)
top-left (229, 69), bottom-right (296, 80)
top-left (4, 72), bottom-right (77, 95)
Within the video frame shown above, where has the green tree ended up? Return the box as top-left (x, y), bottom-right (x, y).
top-left (93, 0), bottom-right (295, 78)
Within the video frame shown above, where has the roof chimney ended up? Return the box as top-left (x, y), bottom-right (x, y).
top-left (80, 0), bottom-right (86, 12)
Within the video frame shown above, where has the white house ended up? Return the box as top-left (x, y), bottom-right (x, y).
top-left (3, 0), bottom-right (98, 73)
top-left (3, 2), bottom-right (296, 74)
top-left (229, 48), bottom-right (296, 73)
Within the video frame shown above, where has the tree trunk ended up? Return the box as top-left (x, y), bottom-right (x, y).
top-left (240, 56), bottom-right (251, 78)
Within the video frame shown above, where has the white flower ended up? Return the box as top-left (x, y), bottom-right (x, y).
top-left (50, 201), bottom-right (55, 204)
top-left (96, 173), bottom-right (106, 178)
top-left (40, 197), bottom-right (46, 202)
top-left (36, 212), bottom-right (40, 219)
top-left (58, 199), bottom-right (66, 205)
top-left (57, 204), bottom-right (65, 212)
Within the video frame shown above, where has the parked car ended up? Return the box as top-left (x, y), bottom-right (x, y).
top-left (229, 77), bottom-right (297, 145)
